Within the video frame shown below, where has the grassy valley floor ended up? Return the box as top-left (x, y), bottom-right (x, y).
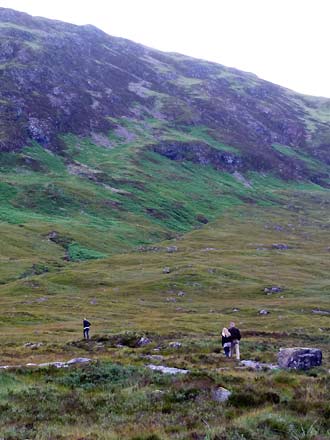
top-left (0, 191), bottom-right (330, 439)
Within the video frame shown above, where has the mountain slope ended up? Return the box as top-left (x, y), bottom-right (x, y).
top-left (1, 8), bottom-right (330, 173)
top-left (0, 7), bottom-right (330, 274)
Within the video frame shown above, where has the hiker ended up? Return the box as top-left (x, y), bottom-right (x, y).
top-left (228, 321), bottom-right (241, 360)
top-left (83, 317), bottom-right (91, 340)
top-left (221, 327), bottom-right (232, 357)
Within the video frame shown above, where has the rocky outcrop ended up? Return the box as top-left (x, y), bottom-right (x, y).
top-left (152, 141), bottom-right (244, 172)
top-left (240, 360), bottom-right (278, 370)
top-left (147, 364), bottom-right (189, 375)
top-left (278, 348), bottom-right (322, 370)
top-left (0, 357), bottom-right (92, 370)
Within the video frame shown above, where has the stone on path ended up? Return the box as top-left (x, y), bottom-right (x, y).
top-left (278, 348), bottom-right (322, 370)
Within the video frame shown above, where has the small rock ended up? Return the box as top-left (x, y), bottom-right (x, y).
top-left (90, 298), bottom-right (97, 305)
top-left (272, 243), bottom-right (289, 250)
top-left (211, 387), bottom-right (232, 402)
top-left (151, 389), bottom-right (165, 400)
top-left (137, 336), bottom-right (152, 346)
top-left (163, 267), bottom-right (171, 274)
top-left (166, 297), bottom-right (177, 303)
top-left (39, 361), bottom-right (66, 368)
top-left (177, 291), bottom-right (186, 297)
top-left (196, 214), bottom-right (209, 224)
top-left (278, 347), bottom-right (322, 370)
top-left (169, 341), bottom-right (182, 349)
top-left (240, 360), bottom-right (278, 370)
top-left (259, 309), bottom-right (269, 315)
top-left (264, 286), bottom-right (283, 294)
top-left (66, 357), bottom-right (92, 365)
top-left (24, 342), bottom-right (44, 349)
top-left (312, 309), bottom-right (330, 315)
top-left (147, 364), bottom-right (189, 375)
top-left (47, 231), bottom-right (59, 241)
top-left (166, 246), bottom-right (178, 253)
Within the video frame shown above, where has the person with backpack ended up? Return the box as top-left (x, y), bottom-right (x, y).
top-left (83, 317), bottom-right (91, 340)
top-left (229, 321), bottom-right (241, 360)
top-left (221, 327), bottom-right (232, 357)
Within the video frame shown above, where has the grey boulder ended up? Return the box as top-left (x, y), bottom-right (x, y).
top-left (211, 387), bottom-right (231, 402)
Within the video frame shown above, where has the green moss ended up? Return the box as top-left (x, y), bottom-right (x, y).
top-left (67, 243), bottom-right (107, 261)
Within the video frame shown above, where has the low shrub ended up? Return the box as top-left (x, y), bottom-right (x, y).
top-left (53, 362), bottom-right (142, 390)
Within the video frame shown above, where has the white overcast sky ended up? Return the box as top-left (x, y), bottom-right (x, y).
top-left (0, 0), bottom-right (329, 97)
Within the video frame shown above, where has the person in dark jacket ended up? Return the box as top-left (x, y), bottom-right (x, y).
top-left (221, 327), bottom-right (232, 357)
top-left (229, 321), bottom-right (241, 360)
top-left (83, 317), bottom-right (91, 340)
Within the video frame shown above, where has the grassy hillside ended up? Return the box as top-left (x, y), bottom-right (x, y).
top-left (0, 126), bottom-right (325, 284)
top-left (1, 192), bottom-right (330, 439)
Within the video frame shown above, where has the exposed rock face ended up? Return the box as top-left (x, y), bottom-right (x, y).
top-left (152, 141), bottom-right (244, 173)
top-left (278, 348), bottom-right (322, 370)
